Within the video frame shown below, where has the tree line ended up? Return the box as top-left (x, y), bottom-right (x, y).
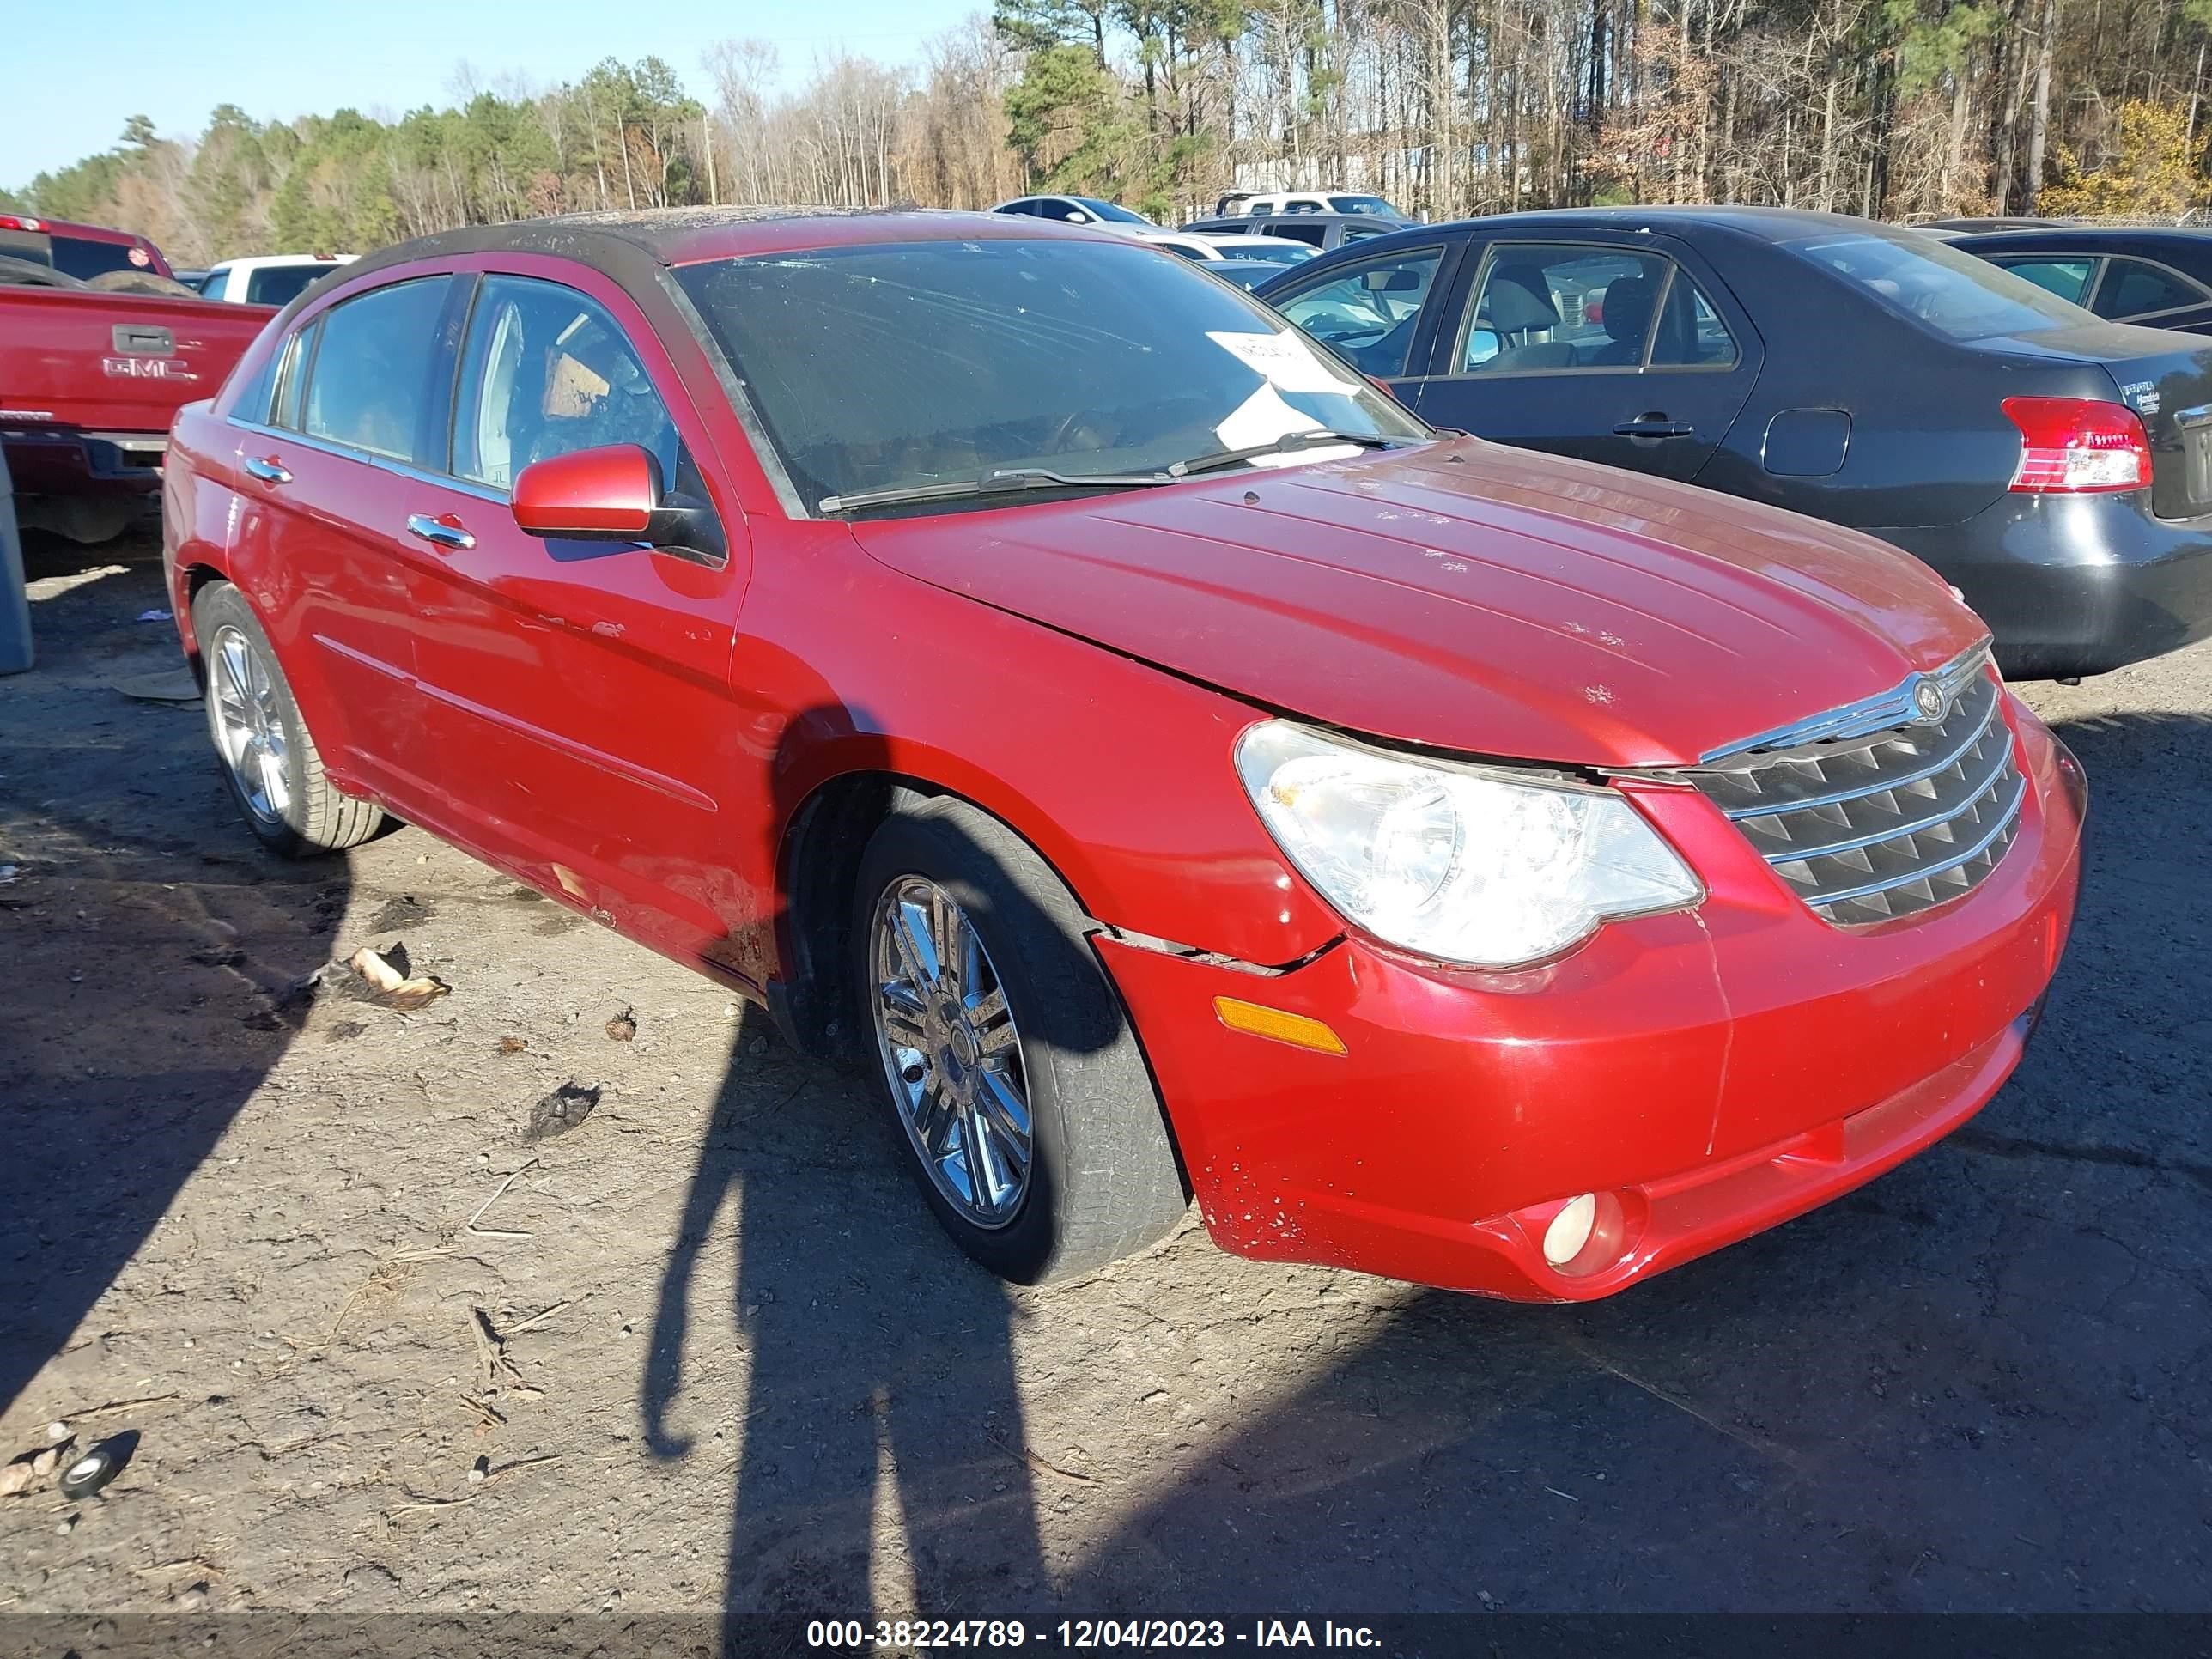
top-left (6, 0), bottom-right (2209, 268)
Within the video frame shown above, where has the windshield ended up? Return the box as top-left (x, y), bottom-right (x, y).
top-left (676, 239), bottom-right (1426, 514)
top-left (1329, 197), bottom-right (1397, 216)
top-left (1787, 229), bottom-right (2094, 341)
top-left (1077, 198), bottom-right (1151, 225)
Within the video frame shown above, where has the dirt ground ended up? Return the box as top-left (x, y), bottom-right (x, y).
top-left (2, 524), bottom-right (2209, 1625)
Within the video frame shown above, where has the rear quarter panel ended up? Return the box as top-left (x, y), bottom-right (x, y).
top-left (161, 404), bottom-right (245, 671)
top-left (1685, 234), bottom-right (2063, 530)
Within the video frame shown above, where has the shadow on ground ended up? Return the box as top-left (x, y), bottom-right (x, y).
top-left (0, 529), bottom-right (348, 1413)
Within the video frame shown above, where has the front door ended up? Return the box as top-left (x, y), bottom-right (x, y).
top-left (1264, 241), bottom-right (1462, 404)
top-left (1411, 237), bottom-right (1762, 483)
top-left (398, 271), bottom-right (748, 969)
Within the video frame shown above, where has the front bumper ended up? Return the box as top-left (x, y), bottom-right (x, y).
top-left (1099, 703), bottom-right (2085, 1301)
top-left (1876, 491), bottom-right (2212, 679)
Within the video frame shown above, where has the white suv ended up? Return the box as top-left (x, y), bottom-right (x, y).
top-left (1221, 191), bottom-right (1404, 219)
top-left (197, 254), bottom-right (356, 307)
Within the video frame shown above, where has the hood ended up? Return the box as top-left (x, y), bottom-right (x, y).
top-left (848, 438), bottom-right (1986, 769)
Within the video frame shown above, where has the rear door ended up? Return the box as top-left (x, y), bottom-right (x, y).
top-left (227, 275), bottom-right (456, 804)
top-left (1410, 233), bottom-right (1762, 482)
top-left (396, 270), bottom-right (746, 963)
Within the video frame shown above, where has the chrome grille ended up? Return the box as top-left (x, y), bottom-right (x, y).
top-left (1680, 645), bottom-right (2025, 923)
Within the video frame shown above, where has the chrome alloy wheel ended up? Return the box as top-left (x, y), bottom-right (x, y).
top-left (206, 623), bottom-right (291, 826)
top-left (869, 876), bottom-right (1033, 1229)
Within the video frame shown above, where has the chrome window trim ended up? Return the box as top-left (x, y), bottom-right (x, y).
top-left (1695, 639), bottom-right (1995, 764)
top-left (229, 416), bottom-right (511, 505)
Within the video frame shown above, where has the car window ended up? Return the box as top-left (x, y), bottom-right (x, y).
top-left (1034, 199), bottom-right (1085, 223)
top-left (1341, 225), bottom-right (1387, 243)
top-left (227, 345), bottom-right (280, 426)
top-left (51, 235), bottom-right (140, 280)
top-left (246, 265), bottom-right (331, 307)
top-left (1076, 198), bottom-right (1150, 225)
top-left (2095, 258), bottom-right (2210, 320)
top-left (1329, 196), bottom-right (1396, 216)
top-left (271, 319), bottom-right (317, 431)
top-left (1460, 246), bottom-right (1680, 373)
top-left (198, 269), bottom-right (232, 299)
top-left (1265, 222), bottom-right (1329, 248)
top-left (677, 238), bottom-right (1423, 512)
top-left (1788, 229), bottom-right (2088, 340)
top-left (300, 276), bottom-right (452, 461)
top-left (1993, 257), bottom-right (2097, 305)
top-left (996, 200), bottom-right (1037, 217)
top-left (1249, 203), bottom-right (1275, 217)
top-left (450, 275), bottom-right (680, 494)
top-left (1647, 271), bottom-right (1741, 368)
top-left (1270, 246), bottom-right (1443, 376)
top-left (1163, 243), bottom-right (1210, 262)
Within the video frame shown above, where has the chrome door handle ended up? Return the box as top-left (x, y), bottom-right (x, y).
top-left (405, 513), bottom-right (475, 551)
top-left (243, 456), bottom-right (291, 483)
top-left (1612, 417), bottom-right (1695, 440)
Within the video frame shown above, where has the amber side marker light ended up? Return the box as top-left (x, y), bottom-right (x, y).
top-left (1212, 996), bottom-right (1347, 1055)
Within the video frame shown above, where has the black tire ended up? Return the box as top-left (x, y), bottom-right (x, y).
top-left (191, 582), bottom-right (384, 856)
top-left (84, 269), bottom-right (198, 299)
top-left (851, 793), bottom-right (1188, 1284)
top-left (0, 254), bottom-right (85, 289)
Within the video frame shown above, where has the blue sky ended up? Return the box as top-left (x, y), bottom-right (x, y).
top-left (3, 0), bottom-right (968, 186)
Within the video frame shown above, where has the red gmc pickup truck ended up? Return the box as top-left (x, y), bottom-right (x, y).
top-left (0, 285), bottom-right (270, 541)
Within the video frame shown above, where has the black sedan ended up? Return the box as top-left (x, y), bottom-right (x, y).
top-left (1255, 206), bottom-right (2212, 678)
top-left (1951, 227), bottom-right (2212, 335)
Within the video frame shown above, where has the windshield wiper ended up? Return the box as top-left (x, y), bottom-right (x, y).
top-left (1163, 429), bottom-right (1407, 477)
top-left (818, 466), bottom-right (1176, 515)
top-left (817, 430), bottom-right (1412, 515)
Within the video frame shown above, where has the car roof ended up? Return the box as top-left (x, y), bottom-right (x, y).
top-left (12, 216), bottom-right (152, 246)
top-left (336, 206), bottom-right (1109, 290)
top-left (1949, 226), bottom-right (2212, 251)
top-left (1424, 204), bottom-right (1893, 240)
top-left (210, 253), bottom-right (357, 270)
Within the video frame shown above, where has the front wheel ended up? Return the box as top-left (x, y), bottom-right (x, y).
top-left (193, 582), bottom-right (384, 857)
top-left (853, 795), bottom-right (1188, 1284)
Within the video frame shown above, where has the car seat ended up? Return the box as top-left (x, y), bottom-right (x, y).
top-left (1591, 275), bottom-right (1657, 366)
top-left (1479, 266), bottom-right (1577, 371)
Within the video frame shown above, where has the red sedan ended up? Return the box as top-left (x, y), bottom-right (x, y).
top-left (161, 210), bottom-right (2085, 1299)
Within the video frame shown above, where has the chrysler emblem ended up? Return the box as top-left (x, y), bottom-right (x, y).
top-left (1911, 678), bottom-right (1948, 723)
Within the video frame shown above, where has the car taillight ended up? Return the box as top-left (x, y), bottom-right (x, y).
top-left (2002, 396), bottom-right (2153, 494)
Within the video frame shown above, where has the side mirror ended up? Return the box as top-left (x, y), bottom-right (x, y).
top-left (513, 443), bottom-right (659, 538)
top-left (511, 442), bottom-right (723, 562)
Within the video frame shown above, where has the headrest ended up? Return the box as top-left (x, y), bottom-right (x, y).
top-left (1601, 274), bottom-right (1658, 343)
top-left (1480, 266), bottom-right (1560, 333)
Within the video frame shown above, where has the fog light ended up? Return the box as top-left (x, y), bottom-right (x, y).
top-left (1542, 1194), bottom-right (1598, 1267)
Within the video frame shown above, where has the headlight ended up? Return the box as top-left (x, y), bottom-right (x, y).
top-left (1235, 720), bottom-right (1703, 968)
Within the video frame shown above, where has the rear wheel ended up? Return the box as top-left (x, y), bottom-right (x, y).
top-left (853, 794), bottom-right (1188, 1284)
top-left (192, 582), bottom-right (383, 856)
